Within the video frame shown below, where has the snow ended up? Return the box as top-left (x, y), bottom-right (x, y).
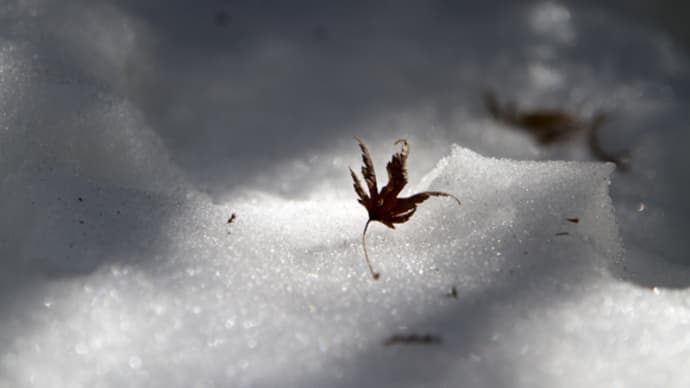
top-left (1, 1), bottom-right (690, 387)
top-left (1, 146), bottom-right (625, 388)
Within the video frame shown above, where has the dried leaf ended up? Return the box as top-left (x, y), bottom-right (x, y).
top-left (484, 90), bottom-right (583, 144)
top-left (350, 137), bottom-right (461, 280)
top-left (484, 90), bottom-right (630, 169)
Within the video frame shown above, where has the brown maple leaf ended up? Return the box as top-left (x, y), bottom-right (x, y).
top-left (484, 90), bottom-right (588, 144)
top-left (350, 137), bottom-right (461, 280)
top-left (484, 90), bottom-right (630, 169)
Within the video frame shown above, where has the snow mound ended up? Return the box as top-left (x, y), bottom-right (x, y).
top-left (1, 146), bottom-right (635, 388)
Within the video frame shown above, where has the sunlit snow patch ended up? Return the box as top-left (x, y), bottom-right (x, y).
top-left (0, 146), bottom-right (632, 388)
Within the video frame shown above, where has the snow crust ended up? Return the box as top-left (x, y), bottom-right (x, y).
top-left (1, 1), bottom-right (690, 387)
top-left (1, 144), bottom-right (631, 388)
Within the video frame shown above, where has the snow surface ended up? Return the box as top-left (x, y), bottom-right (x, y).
top-left (1, 1), bottom-right (690, 387)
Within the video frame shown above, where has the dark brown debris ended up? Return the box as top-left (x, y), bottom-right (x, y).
top-left (384, 333), bottom-right (442, 346)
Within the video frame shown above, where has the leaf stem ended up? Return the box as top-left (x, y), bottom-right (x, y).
top-left (362, 219), bottom-right (380, 280)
